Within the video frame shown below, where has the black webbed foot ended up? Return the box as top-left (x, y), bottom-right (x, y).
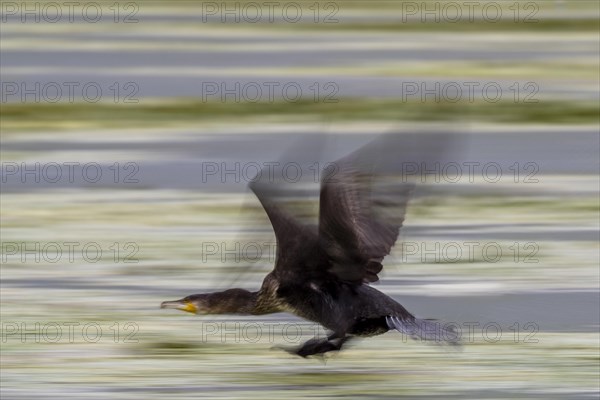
top-left (279, 336), bottom-right (351, 358)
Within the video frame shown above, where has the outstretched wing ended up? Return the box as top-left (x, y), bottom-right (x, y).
top-left (249, 178), bottom-right (320, 281)
top-left (318, 148), bottom-right (414, 284)
top-left (251, 132), bottom-right (457, 285)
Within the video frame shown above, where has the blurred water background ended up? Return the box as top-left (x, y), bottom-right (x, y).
top-left (1, 1), bottom-right (599, 399)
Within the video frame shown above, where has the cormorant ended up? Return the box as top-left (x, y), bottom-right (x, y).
top-left (161, 138), bottom-right (459, 357)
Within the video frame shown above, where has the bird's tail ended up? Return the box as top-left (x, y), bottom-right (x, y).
top-left (386, 315), bottom-right (460, 346)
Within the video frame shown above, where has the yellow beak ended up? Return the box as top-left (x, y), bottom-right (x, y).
top-left (160, 300), bottom-right (198, 314)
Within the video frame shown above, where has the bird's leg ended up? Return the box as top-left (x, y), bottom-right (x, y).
top-left (291, 333), bottom-right (351, 358)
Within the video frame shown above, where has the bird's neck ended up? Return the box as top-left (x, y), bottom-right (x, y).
top-left (206, 289), bottom-right (259, 315)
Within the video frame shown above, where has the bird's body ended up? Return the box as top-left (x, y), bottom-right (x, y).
top-left (161, 137), bottom-right (459, 357)
top-left (261, 273), bottom-right (412, 337)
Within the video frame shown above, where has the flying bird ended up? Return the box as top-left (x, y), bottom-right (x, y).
top-left (161, 136), bottom-right (459, 357)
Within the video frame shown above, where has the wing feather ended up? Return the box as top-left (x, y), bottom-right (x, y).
top-left (318, 151), bottom-right (414, 284)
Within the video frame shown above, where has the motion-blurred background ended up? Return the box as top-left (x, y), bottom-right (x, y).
top-left (1, 1), bottom-right (599, 398)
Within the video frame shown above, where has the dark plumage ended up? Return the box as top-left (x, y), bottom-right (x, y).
top-left (161, 137), bottom-right (459, 357)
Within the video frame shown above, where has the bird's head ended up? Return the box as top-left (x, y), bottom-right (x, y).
top-left (161, 289), bottom-right (257, 315)
top-left (160, 294), bottom-right (209, 315)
